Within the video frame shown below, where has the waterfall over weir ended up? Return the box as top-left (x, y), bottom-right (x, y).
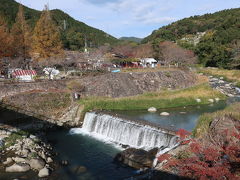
top-left (71, 112), bottom-right (178, 150)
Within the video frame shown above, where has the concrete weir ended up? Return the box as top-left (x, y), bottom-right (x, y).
top-left (75, 112), bottom-right (178, 150)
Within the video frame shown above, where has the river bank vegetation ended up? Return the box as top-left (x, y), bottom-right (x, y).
top-left (157, 102), bottom-right (240, 179)
top-left (193, 102), bottom-right (240, 137)
top-left (79, 83), bottom-right (226, 115)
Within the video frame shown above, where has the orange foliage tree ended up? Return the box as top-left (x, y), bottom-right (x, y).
top-left (11, 5), bottom-right (32, 62)
top-left (31, 5), bottom-right (64, 61)
top-left (0, 16), bottom-right (13, 59)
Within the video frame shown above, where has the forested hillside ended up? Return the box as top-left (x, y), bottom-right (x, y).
top-left (119, 37), bottom-right (143, 43)
top-left (0, 0), bottom-right (118, 51)
top-left (143, 8), bottom-right (240, 69)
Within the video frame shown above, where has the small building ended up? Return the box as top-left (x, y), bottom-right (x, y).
top-left (43, 67), bottom-right (60, 80)
top-left (140, 58), bottom-right (157, 68)
top-left (11, 69), bottom-right (37, 81)
top-left (111, 58), bottom-right (140, 68)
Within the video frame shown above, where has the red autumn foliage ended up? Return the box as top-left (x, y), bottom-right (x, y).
top-left (158, 128), bottom-right (240, 180)
top-left (157, 154), bottom-right (171, 162)
top-left (176, 129), bottom-right (191, 140)
top-left (180, 139), bottom-right (191, 145)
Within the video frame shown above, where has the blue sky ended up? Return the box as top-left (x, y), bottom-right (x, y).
top-left (16, 0), bottom-right (240, 38)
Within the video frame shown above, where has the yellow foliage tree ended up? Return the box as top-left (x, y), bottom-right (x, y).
top-left (31, 5), bottom-right (64, 61)
top-left (11, 5), bottom-right (32, 61)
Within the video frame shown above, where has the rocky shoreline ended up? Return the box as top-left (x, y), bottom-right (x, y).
top-left (208, 76), bottom-right (240, 97)
top-left (0, 124), bottom-right (54, 179)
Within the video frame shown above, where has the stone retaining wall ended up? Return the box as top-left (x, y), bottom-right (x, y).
top-left (0, 80), bottom-right (67, 100)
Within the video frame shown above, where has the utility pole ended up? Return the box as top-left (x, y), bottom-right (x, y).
top-left (84, 35), bottom-right (88, 53)
top-left (63, 20), bottom-right (67, 30)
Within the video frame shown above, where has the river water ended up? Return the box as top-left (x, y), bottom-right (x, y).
top-left (0, 100), bottom-right (234, 180)
top-left (47, 101), bottom-right (229, 180)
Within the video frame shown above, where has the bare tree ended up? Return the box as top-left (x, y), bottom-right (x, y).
top-left (111, 43), bottom-right (136, 57)
top-left (132, 43), bottom-right (154, 58)
top-left (159, 41), bottom-right (197, 65)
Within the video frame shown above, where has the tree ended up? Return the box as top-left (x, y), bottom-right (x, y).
top-left (152, 38), bottom-right (163, 60)
top-left (112, 42), bottom-right (136, 57)
top-left (132, 44), bottom-right (153, 58)
top-left (229, 40), bottom-right (240, 69)
top-left (31, 5), bottom-right (64, 60)
top-left (159, 41), bottom-right (197, 65)
top-left (0, 16), bottom-right (13, 59)
top-left (64, 29), bottom-right (84, 50)
top-left (11, 5), bottom-right (32, 66)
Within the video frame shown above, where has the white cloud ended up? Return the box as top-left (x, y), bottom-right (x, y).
top-left (142, 16), bottom-right (177, 24)
top-left (16, 0), bottom-right (240, 38)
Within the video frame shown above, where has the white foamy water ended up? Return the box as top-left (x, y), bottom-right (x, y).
top-left (70, 112), bottom-right (178, 151)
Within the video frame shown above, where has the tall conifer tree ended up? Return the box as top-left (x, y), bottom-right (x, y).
top-left (32, 5), bottom-right (63, 60)
top-left (0, 16), bottom-right (13, 58)
top-left (11, 5), bottom-right (31, 61)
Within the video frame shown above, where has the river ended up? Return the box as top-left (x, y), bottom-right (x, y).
top-left (46, 100), bottom-right (230, 180)
top-left (0, 99), bottom-right (237, 180)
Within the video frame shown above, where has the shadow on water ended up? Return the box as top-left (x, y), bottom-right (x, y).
top-left (0, 106), bottom-right (193, 180)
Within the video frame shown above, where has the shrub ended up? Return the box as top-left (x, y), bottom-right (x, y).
top-left (67, 80), bottom-right (85, 93)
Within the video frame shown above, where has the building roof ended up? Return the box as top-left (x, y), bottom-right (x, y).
top-left (141, 58), bottom-right (157, 63)
top-left (12, 70), bottom-right (37, 77)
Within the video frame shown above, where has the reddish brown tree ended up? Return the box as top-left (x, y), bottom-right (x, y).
top-left (159, 41), bottom-right (197, 65)
top-left (132, 43), bottom-right (154, 58)
top-left (111, 42), bottom-right (136, 57)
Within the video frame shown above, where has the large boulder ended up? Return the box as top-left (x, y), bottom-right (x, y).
top-left (6, 163), bottom-right (30, 172)
top-left (29, 158), bottom-right (45, 170)
top-left (12, 157), bottom-right (28, 163)
top-left (38, 167), bottom-right (50, 178)
top-left (3, 157), bottom-right (13, 165)
top-left (115, 148), bottom-right (158, 169)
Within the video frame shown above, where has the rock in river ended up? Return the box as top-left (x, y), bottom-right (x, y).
top-left (3, 157), bottom-right (13, 165)
top-left (148, 107), bottom-right (157, 112)
top-left (208, 99), bottom-right (214, 103)
top-left (6, 163), bottom-right (30, 173)
top-left (160, 112), bottom-right (170, 116)
top-left (38, 167), bottom-right (50, 178)
top-left (196, 98), bottom-right (201, 103)
top-left (29, 158), bottom-right (45, 170)
top-left (74, 166), bottom-right (87, 174)
top-left (115, 148), bottom-right (158, 169)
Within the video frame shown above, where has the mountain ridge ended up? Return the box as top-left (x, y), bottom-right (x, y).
top-left (119, 37), bottom-right (143, 43)
top-left (142, 8), bottom-right (240, 43)
top-left (0, 0), bottom-right (118, 50)
top-left (142, 8), bottom-right (240, 69)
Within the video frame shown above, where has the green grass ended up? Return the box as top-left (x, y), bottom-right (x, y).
top-left (236, 81), bottom-right (240, 88)
top-left (79, 83), bottom-right (226, 116)
top-left (193, 102), bottom-right (240, 137)
top-left (3, 130), bottom-right (29, 149)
